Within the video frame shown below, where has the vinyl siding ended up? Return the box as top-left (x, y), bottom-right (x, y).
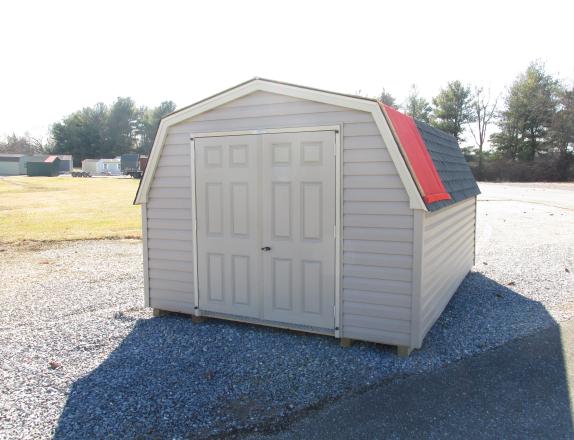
top-left (145, 90), bottom-right (413, 346)
top-left (418, 197), bottom-right (476, 343)
top-left (0, 160), bottom-right (21, 176)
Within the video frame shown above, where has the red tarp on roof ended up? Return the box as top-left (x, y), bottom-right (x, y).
top-left (381, 104), bottom-right (451, 205)
top-left (44, 155), bottom-right (59, 163)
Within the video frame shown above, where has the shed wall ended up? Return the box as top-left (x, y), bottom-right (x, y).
top-left (146, 91), bottom-right (415, 345)
top-left (418, 197), bottom-right (476, 341)
top-left (82, 161), bottom-right (99, 174)
top-left (0, 160), bottom-right (21, 176)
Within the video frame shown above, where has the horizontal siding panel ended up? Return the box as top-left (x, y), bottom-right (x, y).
top-left (191, 100), bottom-right (350, 122)
top-left (343, 277), bottom-right (411, 295)
top-left (343, 289), bottom-right (411, 308)
top-left (149, 187), bottom-right (191, 199)
top-left (425, 198), bottom-right (474, 229)
top-left (343, 314), bottom-right (410, 334)
top-left (344, 240), bottom-right (412, 256)
top-left (342, 122), bottom-right (380, 136)
top-left (424, 222), bottom-right (474, 262)
top-left (423, 255), bottom-right (472, 311)
top-left (344, 189), bottom-right (409, 202)
top-left (343, 252), bottom-right (413, 269)
top-left (151, 177), bottom-right (191, 189)
top-left (148, 197), bottom-right (192, 209)
top-left (148, 238), bottom-right (194, 251)
top-left (343, 149), bottom-right (391, 163)
top-left (423, 245), bottom-right (474, 305)
top-left (147, 228), bottom-right (193, 240)
top-left (343, 227), bottom-right (413, 243)
top-left (343, 175), bottom-right (403, 189)
top-left (149, 298), bottom-right (195, 314)
top-left (344, 214), bottom-right (412, 229)
top-left (424, 248), bottom-right (472, 290)
top-left (425, 216), bottom-right (474, 252)
top-left (147, 219), bottom-right (193, 231)
top-left (344, 301), bottom-right (410, 321)
top-left (171, 111), bottom-right (372, 133)
top-left (343, 326), bottom-right (410, 346)
top-left (343, 264), bottom-right (412, 282)
top-left (419, 197), bottom-right (476, 342)
top-left (148, 248), bottom-right (193, 262)
top-left (150, 278), bottom-right (193, 293)
top-left (151, 289), bottom-right (194, 303)
top-left (147, 208), bottom-right (192, 220)
top-left (149, 268), bottom-right (194, 283)
top-left (158, 155), bottom-right (189, 167)
top-left (164, 133), bottom-right (191, 146)
top-left (343, 201), bottom-right (411, 216)
top-left (148, 258), bottom-right (194, 272)
top-left (223, 91), bottom-right (302, 107)
top-left (422, 257), bottom-right (473, 318)
top-left (425, 204), bottom-right (475, 238)
top-left (343, 162), bottom-right (398, 176)
top-left (154, 165), bottom-right (190, 178)
top-left (422, 268), bottom-right (472, 335)
top-left (343, 135), bottom-right (385, 149)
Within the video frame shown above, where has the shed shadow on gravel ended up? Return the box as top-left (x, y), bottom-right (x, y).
top-left (53, 273), bottom-right (573, 439)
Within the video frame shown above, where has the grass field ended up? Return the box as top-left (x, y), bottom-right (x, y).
top-left (0, 176), bottom-right (141, 243)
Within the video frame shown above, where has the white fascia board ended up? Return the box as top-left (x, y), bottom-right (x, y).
top-left (135, 79), bottom-right (426, 211)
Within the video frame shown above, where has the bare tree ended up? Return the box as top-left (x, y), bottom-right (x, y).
top-left (469, 87), bottom-right (498, 175)
top-left (0, 133), bottom-right (46, 154)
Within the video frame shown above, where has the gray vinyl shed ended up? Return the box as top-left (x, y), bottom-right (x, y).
top-left (0, 154), bottom-right (28, 175)
top-left (134, 79), bottom-right (480, 355)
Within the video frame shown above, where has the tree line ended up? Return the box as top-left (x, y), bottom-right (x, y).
top-left (0, 98), bottom-right (176, 164)
top-left (378, 62), bottom-right (574, 181)
top-left (49, 98), bottom-right (176, 163)
top-left (2, 62), bottom-right (573, 180)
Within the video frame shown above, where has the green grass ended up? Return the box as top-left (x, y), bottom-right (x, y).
top-left (0, 176), bottom-right (141, 243)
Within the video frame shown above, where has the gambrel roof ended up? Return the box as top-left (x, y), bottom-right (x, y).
top-left (135, 78), bottom-right (479, 210)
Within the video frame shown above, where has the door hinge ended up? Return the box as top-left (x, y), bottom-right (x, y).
top-left (333, 225), bottom-right (336, 238)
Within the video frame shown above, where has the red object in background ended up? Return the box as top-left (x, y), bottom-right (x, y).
top-left (139, 157), bottom-right (148, 172)
top-left (381, 104), bottom-right (451, 205)
top-left (44, 155), bottom-right (59, 163)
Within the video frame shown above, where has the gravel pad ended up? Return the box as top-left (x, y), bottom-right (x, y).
top-left (1, 197), bottom-right (573, 439)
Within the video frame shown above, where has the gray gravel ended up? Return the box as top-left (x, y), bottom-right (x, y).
top-left (1, 186), bottom-right (573, 439)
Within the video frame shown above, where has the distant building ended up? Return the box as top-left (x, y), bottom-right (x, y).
top-left (0, 154), bottom-right (28, 175)
top-left (81, 158), bottom-right (121, 175)
top-left (81, 159), bottom-right (100, 175)
top-left (26, 156), bottom-right (60, 177)
top-left (57, 155), bottom-right (73, 173)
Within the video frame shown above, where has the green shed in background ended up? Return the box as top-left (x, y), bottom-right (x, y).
top-left (26, 156), bottom-right (60, 177)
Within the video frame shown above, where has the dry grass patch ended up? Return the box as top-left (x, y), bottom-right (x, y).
top-left (0, 176), bottom-right (141, 244)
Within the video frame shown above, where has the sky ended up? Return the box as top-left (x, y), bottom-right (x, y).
top-left (1, 0), bottom-right (573, 145)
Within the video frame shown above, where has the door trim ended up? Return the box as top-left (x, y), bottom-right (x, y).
top-left (190, 125), bottom-right (341, 140)
top-left (190, 125), bottom-right (342, 336)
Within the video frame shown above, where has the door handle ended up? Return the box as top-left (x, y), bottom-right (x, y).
top-left (261, 246), bottom-right (271, 251)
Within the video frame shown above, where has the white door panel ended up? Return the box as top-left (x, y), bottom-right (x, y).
top-left (261, 131), bottom-right (336, 328)
top-left (195, 130), bottom-right (336, 330)
top-left (196, 135), bottom-right (260, 318)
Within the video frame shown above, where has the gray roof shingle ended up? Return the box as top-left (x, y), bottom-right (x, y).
top-left (414, 120), bottom-right (480, 211)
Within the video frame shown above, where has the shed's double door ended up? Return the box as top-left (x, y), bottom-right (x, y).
top-left (195, 131), bottom-right (336, 329)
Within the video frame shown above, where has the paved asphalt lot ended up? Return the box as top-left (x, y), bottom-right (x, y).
top-left (0, 182), bottom-right (573, 438)
top-left (247, 318), bottom-right (574, 440)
